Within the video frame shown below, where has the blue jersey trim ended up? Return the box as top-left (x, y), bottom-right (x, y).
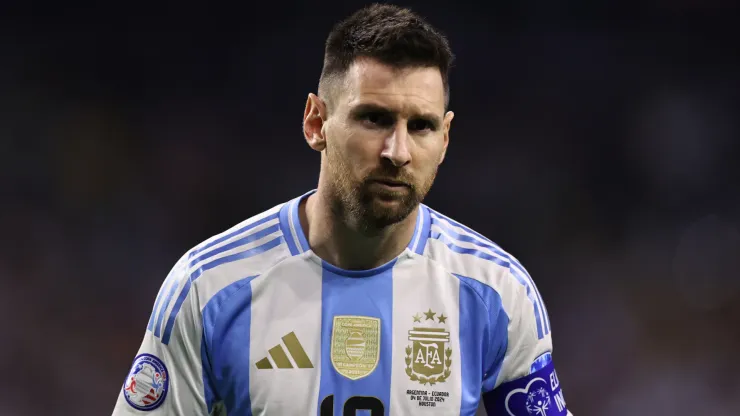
top-left (510, 262), bottom-right (550, 335)
top-left (187, 225), bottom-right (280, 269)
top-left (317, 265), bottom-right (393, 415)
top-left (455, 274), bottom-right (509, 396)
top-left (153, 277), bottom-right (180, 338)
top-left (190, 213), bottom-right (279, 259)
top-left (509, 269), bottom-right (544, 339)
top-left (429, 211), bottom-right (550, 338)
top-left (148, 268), bottom-right (177, 332)
top-left (279, 200), bottom-right (301, 256)
top-left (320, 257), bottom-right (398, 278)
top-left (160, 237), bottom-right (282, 345)
top-left (430, 228), bottom-right (510, 268)
top-left (279, 190), bottom-right (315, 255)
top-left (409, 205), bottom-right (432, 255)
top-left (149, 213), bottom-right (280, 338)
top-left (201, 332), bottom-right (219, 413)
top-left (290, 192), bottom-right (312, 252)
top-left (202, 275), bottom-right (259, 416)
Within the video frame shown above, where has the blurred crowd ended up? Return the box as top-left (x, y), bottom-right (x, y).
top-left (1, 1), bottom-right (738, 415)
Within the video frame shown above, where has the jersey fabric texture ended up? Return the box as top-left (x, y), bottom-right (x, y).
top-left (112, 190), bottom-right (571, 416)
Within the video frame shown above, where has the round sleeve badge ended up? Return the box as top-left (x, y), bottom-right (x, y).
top-left (122, 353), bottom-right (169, 411)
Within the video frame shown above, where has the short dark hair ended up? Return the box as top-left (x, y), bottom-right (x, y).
top-left (318, 3), bottom-right (454, 112)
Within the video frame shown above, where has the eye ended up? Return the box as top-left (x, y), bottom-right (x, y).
top-left (408, 119), bottom-right (435, 132)
top-left (361, 111), bottom-right (394, 128)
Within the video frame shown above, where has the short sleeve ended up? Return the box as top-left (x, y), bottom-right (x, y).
top-left (112, 254), bottom-right (214, 415)
top-left (480, 264), bottom-right (572, 415)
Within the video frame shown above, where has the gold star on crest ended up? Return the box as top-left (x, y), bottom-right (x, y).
top-left (413, 313), bottom-right (422, 323)
top-left (423, 309), bottom-right (436, 321)
top-left (437, 314), bottom-right (447, 324)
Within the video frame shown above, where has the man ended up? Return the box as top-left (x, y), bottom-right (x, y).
top-left (113, 4), bottom-right (572, 415)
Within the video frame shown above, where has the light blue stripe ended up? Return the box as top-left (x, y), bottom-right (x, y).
top-left (430, 230), bottom-right (510, 269)
top-left (290, 197), bottom-right (311, 252)
top-left (510, 262), bottom-right (550, 335)
top-left (430, 213), bottom-right (509, 259)
top-left (317, 263), bottom-right (394, 415)
top-left (190, 213), bottom-right (278, 259)
top-left (153, 278), bottom-right (180, 338)
top-left (153, 224), bottom-right (279, 339)
top-left (410, 205), bottom-right (431, 254)
top-left (202, 275), bottom-right (259, 415)
top-left (188, 224), bottom-right (280, 269)
top-left (279, 201), bottom-right (300, 256)
top-left (161, 236), bottom-right (283, 345)
top-left (429, 211), bottom-right (503, 251)
top-left (430, 211), bottom-right (550, 337)
top-left (151, 213), bottom-right (278, 336)
top-left (148, 268), bottom-right (176, 332)
top-left (510, 269), bottom-right (544, 339)
top-left (201, 332), bottom-right (218, 414)
top-left (455, 273), bottom-right (509, 398)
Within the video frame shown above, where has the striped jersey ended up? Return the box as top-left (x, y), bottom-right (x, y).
top-left (113, 190), bottom-right (571, 416)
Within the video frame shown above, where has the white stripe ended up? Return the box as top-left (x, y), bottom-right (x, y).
top-left (390, 256), bottom-right (461, 414)
top-left (249, 254), bottom-right (323, 415)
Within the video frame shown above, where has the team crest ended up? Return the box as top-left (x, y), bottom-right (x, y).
top-left (331, 315), bottom-right (380, 380)
top-left (122, 353), bottom-right (169, 411)
top-left (405, 309), bottom-right (452, 385)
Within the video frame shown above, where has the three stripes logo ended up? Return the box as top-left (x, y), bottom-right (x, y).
top-left (255, 331), bottom-right (314, 369)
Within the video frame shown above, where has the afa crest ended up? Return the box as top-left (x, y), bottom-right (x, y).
top-left (405, 309), bottom-right (452, 385)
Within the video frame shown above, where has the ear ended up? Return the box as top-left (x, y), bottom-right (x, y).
top-left (439, 110), bottom-right (454, 164)
top-left (303, 93), bottom-right (328, 152)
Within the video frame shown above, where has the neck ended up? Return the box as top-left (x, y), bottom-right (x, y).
top-left (299, 189), bottom-right (418, 271)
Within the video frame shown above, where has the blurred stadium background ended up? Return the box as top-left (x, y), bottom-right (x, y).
top-left (1, 1), bottom-right (738, 415)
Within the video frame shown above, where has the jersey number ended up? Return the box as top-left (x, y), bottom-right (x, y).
top-left (320, 395), bottom-right (384, 415)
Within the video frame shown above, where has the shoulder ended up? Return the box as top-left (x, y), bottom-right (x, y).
top-left (149, 201), bottom-right (296, 344)
top-left (420, 205), bottom-right (524, 292)
top-left (185, 202), bottom-right (295, 307)
top-left (419, 206), bottom-right (550, 337)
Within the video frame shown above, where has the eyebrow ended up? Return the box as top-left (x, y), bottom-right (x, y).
top-left (349, 103), bottom-right (443, 129)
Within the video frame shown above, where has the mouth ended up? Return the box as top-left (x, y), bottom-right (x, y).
top-left (371, 178), bottom-right (409, 188)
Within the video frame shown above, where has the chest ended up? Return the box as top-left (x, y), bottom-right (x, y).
top-left (210, 263), bottom-right (488, 415)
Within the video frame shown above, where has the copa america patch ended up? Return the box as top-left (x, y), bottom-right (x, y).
top-left (122, 353), bottom-right (169, 411)
top-left (482, 359), bottom-right (568, 416)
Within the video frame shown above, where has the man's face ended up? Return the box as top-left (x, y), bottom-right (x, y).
top-left (321, 58), bottom-right (453, 232)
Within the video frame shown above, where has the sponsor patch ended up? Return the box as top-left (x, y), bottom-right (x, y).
top-left (331, 315), bottom-right (381, 380)
top-left (122, 353), bottom-right (169, 411)
top-left (483, 359), bottom-right (568, 416)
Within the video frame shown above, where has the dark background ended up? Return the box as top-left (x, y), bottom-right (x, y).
top-left (1, 1), bottom-right (739, 415)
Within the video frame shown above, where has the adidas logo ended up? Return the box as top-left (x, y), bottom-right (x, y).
top-left (255, 331), bottom-right (314, 369)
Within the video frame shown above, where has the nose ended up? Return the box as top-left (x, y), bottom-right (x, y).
top-left (380, 123), bottom-right (412, 167)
